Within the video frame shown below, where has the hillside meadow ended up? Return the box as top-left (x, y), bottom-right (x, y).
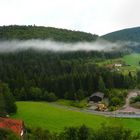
top-left (123, 53), bottom-right (140, 67)
top-left (12, 102), bottom-right (140, 132)
top-left (96, 53), bottom-right (140, 75)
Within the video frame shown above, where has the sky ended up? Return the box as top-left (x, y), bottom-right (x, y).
top-left (0, 0), bottom-right (140, 35)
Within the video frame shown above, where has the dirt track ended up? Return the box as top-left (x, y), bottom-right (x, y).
top-left (117, 90), bottom-right (140, 113)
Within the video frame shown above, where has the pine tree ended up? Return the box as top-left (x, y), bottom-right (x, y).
top-left (2, 83), bottom-right (17, 114)
top-left (0, 92), bottom-right (5, 116)
top-left (98, 76), bottom-right (106, 92)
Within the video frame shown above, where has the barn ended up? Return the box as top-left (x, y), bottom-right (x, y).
top-left (89, 92), bottom-right (104, 103)
top-left (0, 117), bottom-right (25, 138)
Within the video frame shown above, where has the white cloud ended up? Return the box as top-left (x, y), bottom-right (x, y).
top-left (0, 0), bottom-right (140, 35)
top-left (0, 39), bottom-right (123, 52)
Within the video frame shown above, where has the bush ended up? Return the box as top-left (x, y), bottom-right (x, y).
top-left (130, 96), bottom-right (140, 104)
top-left (25, 127), bottom-right (57, 140)
top-left (92, 124), bottom-right (132, 140)
top-left (109, 97), bottom-right (122, 106)
top-left (0, 128), bottom-right (19, 140)
top-left (108, 89), bottom-right (127, 107)
top-left (43, 91), bottom-right (57, 102)
top-left (109, 106), bottom-right (118, 111)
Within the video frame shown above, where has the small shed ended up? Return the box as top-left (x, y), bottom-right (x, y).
top-left (89, 92), bottom-right (104, 103)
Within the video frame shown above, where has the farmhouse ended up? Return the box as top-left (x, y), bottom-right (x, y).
top-left (0, 117), bottom-right (25, 138)
top-left (114, 63), bottom-right (122, 67)
top-left (89, 92), bottom-right (104, 103)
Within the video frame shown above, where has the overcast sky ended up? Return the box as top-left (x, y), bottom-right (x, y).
top-left (0, 0), bottom-right (140, 35)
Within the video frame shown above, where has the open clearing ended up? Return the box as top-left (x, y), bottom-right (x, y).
top-left (96, 53), bottom-right (140, 75)
top-left (121, 53), bottom-right (140, 74)
top-left (12, 101), bottom-right (140, 132)
top-left (123, 53), bottom-right (140, 66)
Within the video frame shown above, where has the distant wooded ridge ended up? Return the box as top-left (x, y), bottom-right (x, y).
top-left (102, 26), bottom-right (140, 42)
top-left (1, 25), bottom-right (140, 44)
top-left (0, 25), bottom-right (98, 42)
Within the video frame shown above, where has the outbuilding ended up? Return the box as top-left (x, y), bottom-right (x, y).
top-left (114, 64), bottom-right (122, 67)
top-left (89, 92), bottom-right (104, 103)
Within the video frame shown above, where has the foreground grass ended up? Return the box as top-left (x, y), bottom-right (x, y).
top-left (12, 102), bottom-right (140, 132)
top-left (55, 99), bottom-right (88, 108)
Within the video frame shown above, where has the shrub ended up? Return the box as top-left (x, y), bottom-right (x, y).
top-left (109, 97), bottom-right (122, 106)
top-left (0, 128), bottom-right (19, 140)
top-left (43, 91), bottom-right (57, 102)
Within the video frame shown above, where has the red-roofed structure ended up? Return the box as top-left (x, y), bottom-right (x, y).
top-left (0, 117), bottom-right (25, 138)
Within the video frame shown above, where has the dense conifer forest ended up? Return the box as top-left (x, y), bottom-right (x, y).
top-left (0, 49), bottom-right (137, 106)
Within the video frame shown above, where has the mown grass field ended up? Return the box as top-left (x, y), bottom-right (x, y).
top-left (12, 102), bottom-right (140, 132)
top-left (55, 99), bottom-right (88, 108)
top-left (123, 53), bottom-right (140, 66)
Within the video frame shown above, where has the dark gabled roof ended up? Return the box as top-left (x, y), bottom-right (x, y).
top-left (0, 117), bottom-right (24, 136)
top-left (90, 92), bottom-right (104, 99)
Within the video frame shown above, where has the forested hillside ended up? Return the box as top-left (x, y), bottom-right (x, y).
top-left (102, 27), bottom-right (140, 42)
top-left (0, 49), bottom-right (136, 106)
top-left (0, 25), bottom-right (98, 42)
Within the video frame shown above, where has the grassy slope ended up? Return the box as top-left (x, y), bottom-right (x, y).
top-left (123, 53), bottom-right (140, 66)
top-left (122, 53), bottom-right (140, 74)
top-left (95, 53), bottom-right (140, 75)
top-left (12, 102), bottom-right (140, 132)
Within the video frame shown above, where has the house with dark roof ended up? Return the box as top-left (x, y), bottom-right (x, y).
top-left (0, 117), bottom-right (25, 139)
top-left (89, 92), bottom-right (104, 103)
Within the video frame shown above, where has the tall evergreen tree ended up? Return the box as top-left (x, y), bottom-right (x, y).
top-left (0, 82), bottom-right (17, 115)
top-left (0, 93), bottom-right (5, 116)
top-left (98, 76), bottom-right (106, 92)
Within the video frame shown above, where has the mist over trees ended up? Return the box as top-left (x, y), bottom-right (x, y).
top-left (0, 25), bottom-right (138, 107)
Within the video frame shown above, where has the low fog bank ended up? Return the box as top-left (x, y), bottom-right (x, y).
top-left (0, 39), bottom-right (135, 53)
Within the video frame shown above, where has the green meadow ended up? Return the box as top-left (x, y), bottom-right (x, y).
top-left (12, 102), bottom-right (140, 132)
top-left (123, 53), bottom-right (140, 66)
top-left (96, 53), bottom-right (140, 75)
top-left (121, 53), bottom-right (140, 74)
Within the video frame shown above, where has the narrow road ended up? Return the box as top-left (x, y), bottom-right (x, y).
top-left (50, 100), bottom-right (140, 118)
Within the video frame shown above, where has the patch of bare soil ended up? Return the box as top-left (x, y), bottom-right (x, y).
top-left (117, 91), bottom-right (140, 113)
